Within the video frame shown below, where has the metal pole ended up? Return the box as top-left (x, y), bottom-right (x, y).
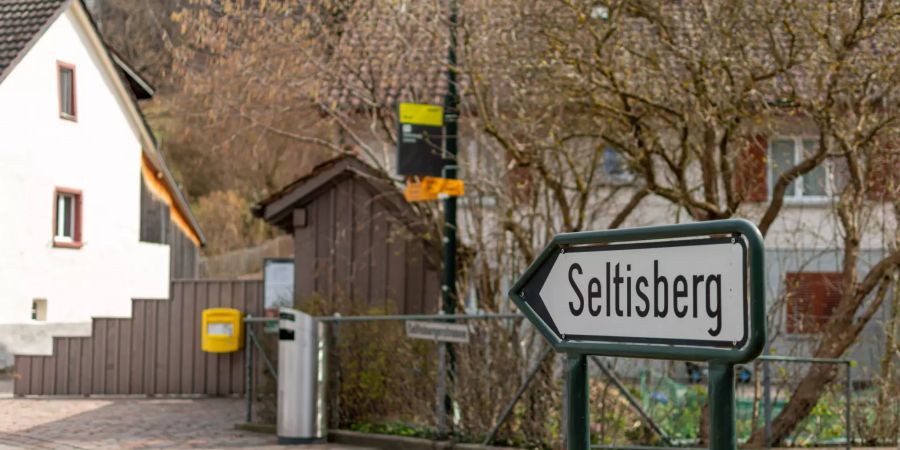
top-left (845, 362), bottom-right (851, 450)
top-left (245, 318), bottom-right (253, 424)
top-left (315, 313), bottom-right (522, 322)
top-left (436, 341), bottom-right (448, 435)
top-left (708, 362), bottom-right (736, 450)
top-left (566, 353), bottom-right (589, 450)
top-left (439, 0), bottom-right (460, 439)
top-left (483, 345), bottom-right (553, 445)
top-left (758, 355), bottom-right (850, 364)
top-left (317, 320), bottom-right (328, 438)
top-left (251, 329), bottom-right (278, 379)
top-left (332, 314), bottom-right (341, 429)
top-left (589, 357), bottom-right (672, 445)
top-left (561, 354), bottom-right (569, 447)
top-left (763, 358), bottom-right (771, 449)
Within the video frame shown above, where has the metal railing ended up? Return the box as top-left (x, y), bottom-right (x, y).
top-left (240, 313), bottom-right (857, 448)
top-left (241, 312), bottom-right (529, 433)
top-left (243, 316), bottom-right (279, 424)
top-left (320, 312), bottom-right (525, 437)
top-left (242, 311), bottom-right (682, 445)
top-left (758, 355), bottom-right (853, 450)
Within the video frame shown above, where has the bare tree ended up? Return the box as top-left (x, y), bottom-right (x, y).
top-left (167, 0), bottom-right (900, 442)
top-left (462, 0), bottom-right (900, 442)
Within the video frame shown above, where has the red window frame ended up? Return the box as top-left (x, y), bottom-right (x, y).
top-left (57, 61), bottom-right (77, 121)
top-left (52, 187), bottom-right (83, 249)
top-left (784, 272), bottom-right (843, 334)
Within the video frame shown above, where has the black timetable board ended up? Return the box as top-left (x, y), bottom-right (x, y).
top-left (397, 103), bottom-right (445, 177)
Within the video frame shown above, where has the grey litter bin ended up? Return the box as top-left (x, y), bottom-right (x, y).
top-left (277, 307), bottom-right (321, 444)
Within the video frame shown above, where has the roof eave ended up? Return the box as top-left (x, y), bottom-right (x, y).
top-left (109, 51), bottom-right (155, 99)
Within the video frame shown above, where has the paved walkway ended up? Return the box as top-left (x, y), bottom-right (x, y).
top-left (0, 397), bottom-right (373, 449)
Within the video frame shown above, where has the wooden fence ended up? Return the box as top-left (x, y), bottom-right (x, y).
top-left (13, 279), bottom-right (266, 396)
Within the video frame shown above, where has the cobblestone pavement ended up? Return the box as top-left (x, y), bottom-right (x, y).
top-left (0, 397), bottom-right (372, 449)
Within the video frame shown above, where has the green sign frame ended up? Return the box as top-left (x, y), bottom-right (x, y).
top-left (509, 218), bottom-right (766, 363)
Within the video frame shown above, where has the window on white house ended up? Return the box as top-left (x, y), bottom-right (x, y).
top-left (58, 63), bottom-right (76, 120)
top-left (56, 194), bottom-right (75, 240)
top-left (32, 299), bottom-right (47, 321)
top-left (769, 137), bottom-right (829, 199)
top-left (54, 188), bottom-right (82, 247)
top-left (603, 147), bottom-right (632, 182)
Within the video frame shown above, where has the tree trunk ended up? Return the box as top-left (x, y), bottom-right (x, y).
top-left (697, 401), bottom-right (710, 445)
top-left (872, 278), bottom-right (899, 439)
top-left (746, 269), bottom-right (896, 446)
top-left (750, 361), bottom-right (761, 432)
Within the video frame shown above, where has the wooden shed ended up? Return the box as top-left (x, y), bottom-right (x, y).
top-left (254, 156), bottom-right (441, 314)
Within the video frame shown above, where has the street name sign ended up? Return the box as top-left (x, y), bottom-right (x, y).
top-left (510, 219), bottom-right (766, 364)
top-left (405, 321), bottom-right (469, 343)
top-left (511, 220), bottom-right (766, 450)
top-left (538, 237), bottom-right (745, 346)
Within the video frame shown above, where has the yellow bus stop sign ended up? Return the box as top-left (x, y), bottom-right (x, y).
top-left (397, 103), bottom-right (444, 177)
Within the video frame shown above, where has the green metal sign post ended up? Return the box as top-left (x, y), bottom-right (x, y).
top-left (510, 219), bottom-right (766, 450)
top-left (709, 362), bottom-right (736, 449)
top-left (566, 354), bottom-right (590, 450)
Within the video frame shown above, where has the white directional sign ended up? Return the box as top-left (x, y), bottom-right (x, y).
top-left (518, 237), bottom-right (748, 349)
top-left (511, 221), bottom-right (766, 448)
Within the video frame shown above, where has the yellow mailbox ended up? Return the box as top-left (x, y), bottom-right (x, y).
top-left (202, 308), bottom-right (243, 353)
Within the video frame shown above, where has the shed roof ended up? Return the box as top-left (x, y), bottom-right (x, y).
top-left (253, 154), bottom-right (427, 235)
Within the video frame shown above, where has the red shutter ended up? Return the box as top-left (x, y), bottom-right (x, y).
top-left (867, 148), bottom-right (898, 201)
top-left (735, 135), bottom-right (768, 203)
top-left (815, 273), bottom-right (843, 328)
top-left (785, 272), bottom-right (843, 334)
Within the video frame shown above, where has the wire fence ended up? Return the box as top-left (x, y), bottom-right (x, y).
top-left (758, 356), bottom-right (851, 448)
top-left (242, 312), bottom-right (898, 449)
top-left (321, 313), bottom-right (553, 447)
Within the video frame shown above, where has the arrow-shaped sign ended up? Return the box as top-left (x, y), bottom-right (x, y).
top-left (509, 220), bottom-right (767, 363)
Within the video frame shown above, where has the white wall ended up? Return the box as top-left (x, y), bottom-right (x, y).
top-left (0, 7), bottom-right (169, 350)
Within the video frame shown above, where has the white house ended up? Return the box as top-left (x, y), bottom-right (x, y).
top-left (0, 0), bottom-right (205, 367)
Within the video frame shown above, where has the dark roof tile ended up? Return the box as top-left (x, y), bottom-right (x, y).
top-left (0, 0), bottom-right (68, 78)
top-left (317, 2), bottom-right (457, 110)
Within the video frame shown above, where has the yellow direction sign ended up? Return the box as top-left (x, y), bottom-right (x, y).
top-left (421, 177), bottom-right (465, 197)
top-left (404, 177), bottom-right (465, 202)
top-left (404, 180), bottom-right (439, 202)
